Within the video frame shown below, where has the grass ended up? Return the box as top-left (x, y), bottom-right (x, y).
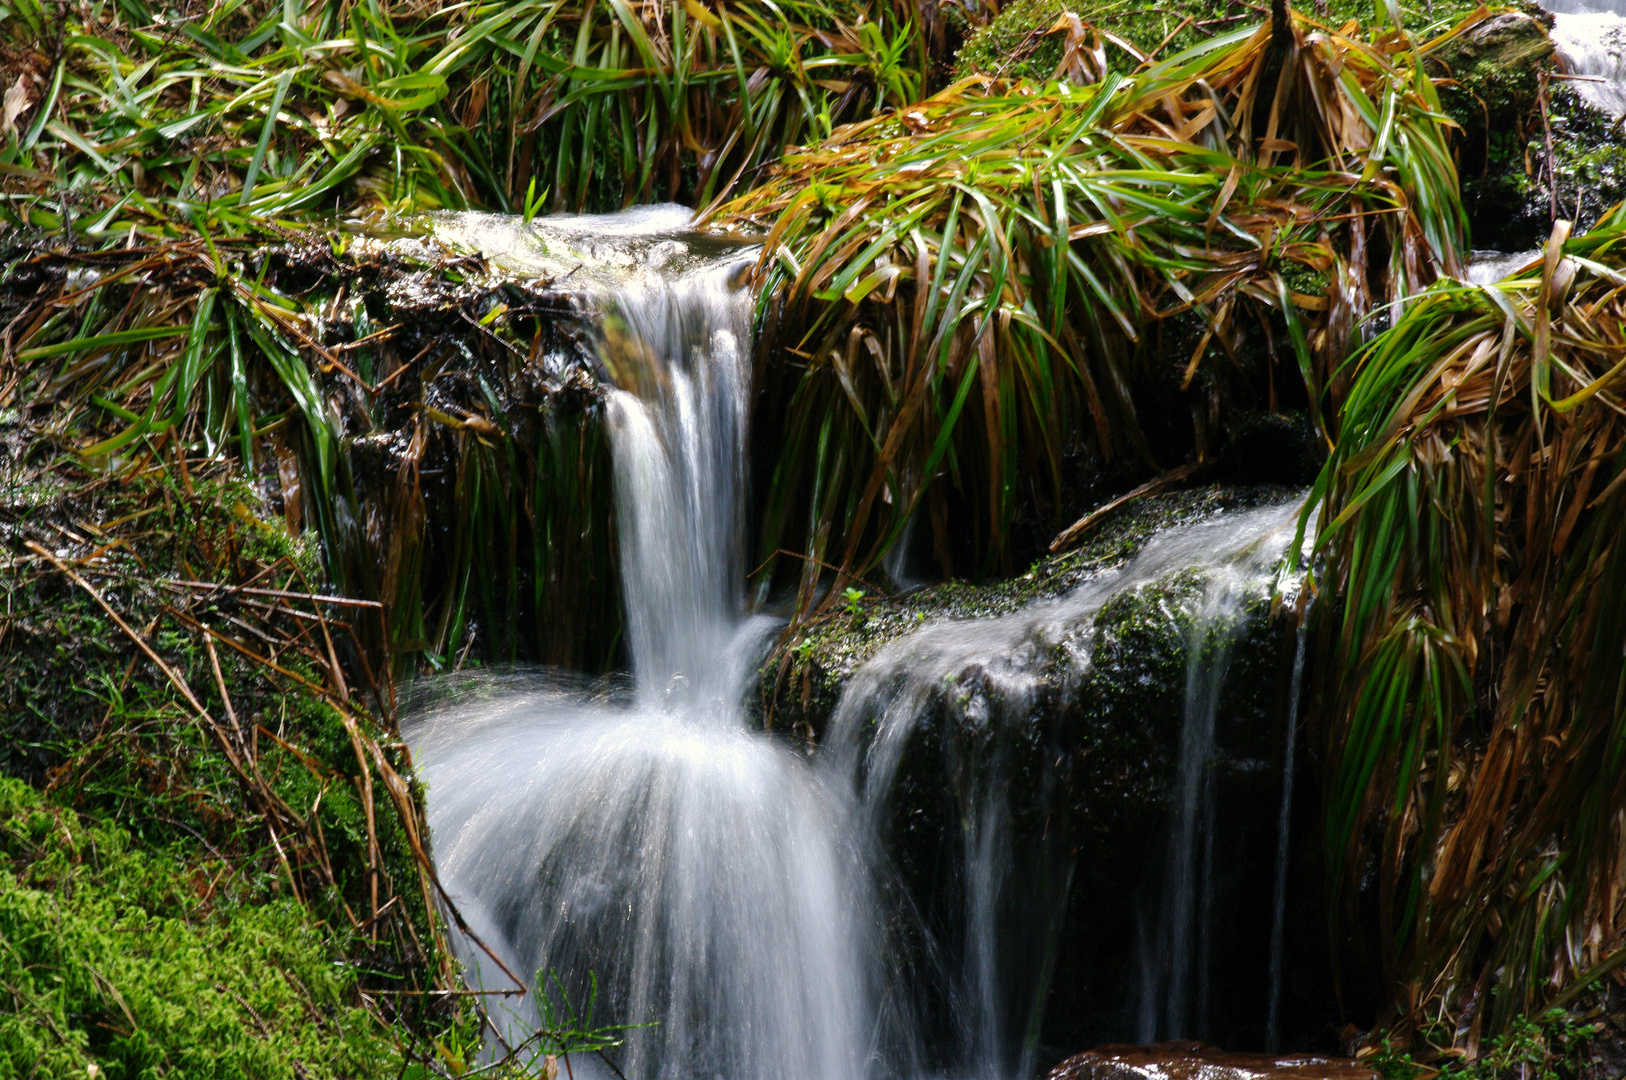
top-left (0, 231), bottom-right (624, 675)
top-left (720, 7), bottom-right (1468, 605)
top-left (0, 0), bottom-right (942, 232)
top-left (1302, 205), bottom-right (1626, 1041)
top-left (951, 0), bottom-right (1498, 82)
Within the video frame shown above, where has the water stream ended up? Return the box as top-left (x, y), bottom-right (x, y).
top-left (408, 208), bottom-right (1316, 1079)
top-left (827, 500), bottom-right (1308, 1065)
top-left (1131, 513), bottom-right (1307, 1044)
top-left (1546, 0), bottom-right (1626, 117)
top-left (408, 210), bottom-right (895, 1080)
top-left (1264, 617), bottom-right (1311, 1053)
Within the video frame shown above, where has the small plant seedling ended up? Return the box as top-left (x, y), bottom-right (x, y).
top-left (524, 178), bottom-right (551, 224)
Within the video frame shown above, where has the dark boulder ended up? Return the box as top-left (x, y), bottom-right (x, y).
top-left (759, 486), bottom-right (1330, 1059)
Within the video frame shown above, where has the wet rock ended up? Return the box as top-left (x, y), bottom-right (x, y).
top-left (1217, 412), bottom-right (1325, 488)
top-left (1432, 11), bottom-right (1554, 73)
top-left (760, 485), bottom-right (1300, 740)
top-left (1429, 7), bottom-right (1626, 250)
top-left (762, 486), bottom-right (1317, 1058)
top-left (1048, 1042), bottom-right (1377, 1080)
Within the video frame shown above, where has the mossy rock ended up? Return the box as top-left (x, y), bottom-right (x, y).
top-left (1464, 84), bottom-right (1626, 251)
top-left (758, 483), bottom-right (1302, 738)
top-left (762, 484), bottom-right (1306, 1059)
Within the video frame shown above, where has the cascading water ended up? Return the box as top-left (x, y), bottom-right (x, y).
top-left (408, 208), bottom-right (892, 1080)
top-left (825, 499), bottom-right (1309, 1071)
top-left (408, 206), bottom-right (1323, 1078)
top-left (1544, 0), bottom-right (1626, 117)
top-left (1466, 249), bottom-right (1540, 285)
top-left (1132, 514), bottom-right (1309, 1044)
top-left (1264, 617), bottom-right (1311, 1053)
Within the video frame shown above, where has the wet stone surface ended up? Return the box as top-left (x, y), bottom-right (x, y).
top-left (1049, 1042), bottom-right (1378, 1080)
top-left (768, 488), bottom-right (1314, 1057)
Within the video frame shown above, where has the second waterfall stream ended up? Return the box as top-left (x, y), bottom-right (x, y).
top-left (407, 208), bottom-right (1312, 1080)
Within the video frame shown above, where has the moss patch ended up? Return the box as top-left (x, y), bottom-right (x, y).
top-left (0, 444), bottom-right (461, 1074)
top-left (0, 776), bottom-right (404, 1079)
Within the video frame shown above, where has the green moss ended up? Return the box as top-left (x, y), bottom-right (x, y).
top-left (0, 776), bottom-right (403, 1079)
top-left (758, 484), bottom-right (1299, 736)
top-left (954, 0), bottom-right (1073, 82)
top-left (0, 460), bottom-right (457, 1072)
top-left (954, 0), bottom-right (1493, 82)
top-left (1464, 86), bottom-right (1626, 250)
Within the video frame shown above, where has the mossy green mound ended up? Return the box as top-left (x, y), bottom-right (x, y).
top-left (0, 777), bottom-right (401, 1079)
top-left (953, 0), bottom-right (1493, 82)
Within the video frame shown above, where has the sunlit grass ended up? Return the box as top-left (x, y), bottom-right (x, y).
top-left (720, 9), bottom-right (1469, 601)
top-left (1304, 206), bottom-right (1626, 1036)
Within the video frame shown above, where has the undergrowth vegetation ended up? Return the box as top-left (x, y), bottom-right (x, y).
top-left (1304, 209), bottom-right (1626, 1040)
top-left (4, 0), bottom-right (1625, 1070)
top-left (1, 0), bottom-right (944, 226)
top-left (950, 0), bottom-right (1493, 81)
top-left (0, 447), bottom-right (454, 1071)
top-left (0, 233), bottom-right (621, 675)
top-left (723, 8), bottom-right (1467, 596)
top-left (0, 776), bottom-right (405, 1078)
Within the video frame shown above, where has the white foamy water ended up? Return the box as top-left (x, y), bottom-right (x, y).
top-left (824, 499), bottom-right (1312, 1066)
top-left (409, 211), bottom-right (899, 1080)
top-left (1465, 248), bottom-right (1540, 285)
top-left (409, 205), bottom-right (1320, 1077)
top-left (361, 204), bottom-right (752, 297)
top-left (1545, 0), bottom-right (1626, 116)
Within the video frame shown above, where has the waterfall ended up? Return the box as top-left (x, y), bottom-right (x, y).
top-left (1545, 0), bottom-right (1626, 117)
top-left (408, 206), bottom-right (1321, 1077)
top-left (826, 499), bottom-right (1307, 1070)
top-left (408, 209), bottom-right (891, 1080)
top-left (1466, 249), bottom-right (1540, 285)
top-left (1264, 617), bottom-right (1310, 1052)
top-left (603, 264), bottom-right (752, 712)
top-left (1132, 520), bottom-right (1304, 1043)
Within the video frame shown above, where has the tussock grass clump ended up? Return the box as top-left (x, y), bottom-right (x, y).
top-left (720, 9), bottom-right (1468, 600)
top-left (0, 235), bottom-right (621, 674)
top-left (1305, 207), bottom-right (1626, 1042)
top-left (951, 0), bottom-right (1497, 82)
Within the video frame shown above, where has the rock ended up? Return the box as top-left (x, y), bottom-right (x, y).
top-left (759, 486), bottom-right (1321, 1056)
top-left (1434, 11), bottom-right (1554, 72)
top-left (1049, 1042), bottom-right (1378, 1080)
top-left (1424, 7), bottom-right (1563, 250)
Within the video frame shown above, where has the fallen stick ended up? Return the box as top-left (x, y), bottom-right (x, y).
top-left (1049, 463), bottom-right (1202, 553)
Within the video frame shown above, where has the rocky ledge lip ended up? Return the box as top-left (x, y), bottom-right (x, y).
top-left (1049, 1042), bottom-right (1378, 1080)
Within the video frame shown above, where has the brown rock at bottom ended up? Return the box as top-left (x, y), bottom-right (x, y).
top-left (1048, 1041), bottom-right (1379, 1080)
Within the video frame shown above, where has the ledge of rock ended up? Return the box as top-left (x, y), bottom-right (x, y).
top-left (1435, 10), bottom-right (1554, 69)
top-left (1049, 1043), bottom-right (1378, 1080)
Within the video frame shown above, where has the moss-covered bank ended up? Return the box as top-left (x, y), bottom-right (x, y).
top-left (0, 777), bottom-right (408, 1079)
